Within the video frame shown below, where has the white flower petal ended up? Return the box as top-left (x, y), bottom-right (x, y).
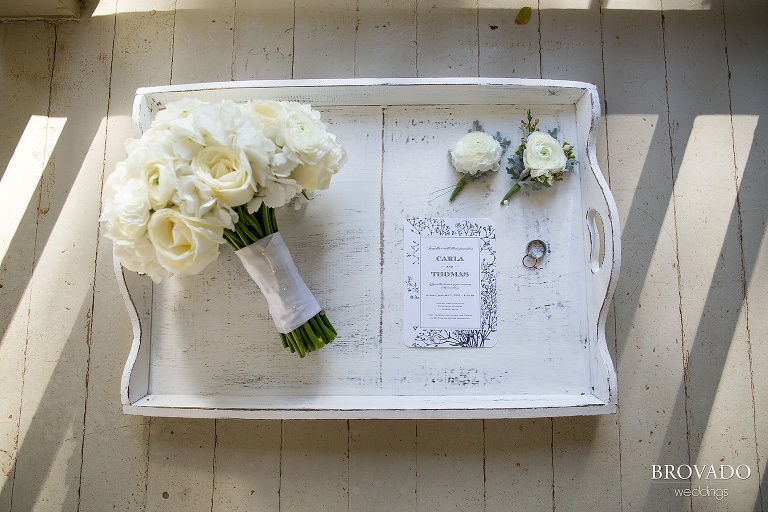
top-left (450, 131), bottom-right (503, 175)
top-left (523, 131), bottom-right (567, 176)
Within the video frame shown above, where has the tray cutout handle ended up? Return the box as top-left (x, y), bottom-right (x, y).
top-left (586, 208), bottom-right (605, 273)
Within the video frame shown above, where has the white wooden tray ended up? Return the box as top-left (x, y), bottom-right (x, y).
top-left (117, 78), bottom-right (620, 419)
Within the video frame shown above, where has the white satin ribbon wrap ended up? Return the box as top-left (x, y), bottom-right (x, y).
top-left (235, 232), bottom-right (321, 334)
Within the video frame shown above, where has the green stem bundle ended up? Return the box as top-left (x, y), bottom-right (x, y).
top-left (224, 203), bottom-right (337, 357)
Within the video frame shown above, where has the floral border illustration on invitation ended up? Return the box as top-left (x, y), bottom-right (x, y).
top-left (404, 216), bottom-right (497, 348)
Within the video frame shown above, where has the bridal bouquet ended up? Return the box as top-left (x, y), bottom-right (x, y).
top-left (500, 111), bottom-right (576, 204)
top-left (101, 98), bottom-right (347, 357)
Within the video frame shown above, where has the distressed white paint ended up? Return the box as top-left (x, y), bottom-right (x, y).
top-left (416, 420), bottom-right (485, 510)
top-left (171, 0), bottom-right (234, 84)
top-left (233, 0), bottom-right (294, 81)
top-left (485, 418), bottom-right (554, 511)
top-left (478, 0), bottom-right (540, 78)
top-left (354, 0), bottom-right (417, 78)
top-left (416, 0), bottom-right (478, 77)
top-left (0, 116), bottom-right (65, 264)
top-left (118, 78), bottom-right (620, 419)
top-left (293, 0), bottom-right (356, 79)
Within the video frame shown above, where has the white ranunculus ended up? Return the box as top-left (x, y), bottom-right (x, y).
top-left (102, 175), bottom-right (151, 242)
top-left (523, 131), bottom-right (567, 181)
top-left (126, 143), bottom-right (178, 211)
top-left (281, 104), bottom-right (334, 166)
top-left (323, 134), bottom-right (348, 172)
top-left (248, 100), bottom-right (289, 142)
top-left (450, 131), bottom-right (503, 176)
top-left (147, 208), bottom-right (224, 275)
top-left (145, 161), bottom-right (178, 211)
top-left (102, 160), bottom-right (134, 199)
top-left (193, 144), bottom-right (255, 207)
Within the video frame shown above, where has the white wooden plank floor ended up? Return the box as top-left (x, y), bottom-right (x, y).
top-left (0, 0), bottom-right (766, 510)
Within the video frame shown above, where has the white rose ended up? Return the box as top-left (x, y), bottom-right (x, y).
top-left (187, 102), bottom-right (275, 187)
top-left (523, 131), bottom-right (567, 181)
top-left (147, 208), bottom-right (224, 275)
top-left (450, 131), bottom-right (503, 175)
top-left (193, 144), bottom-right (255, 207)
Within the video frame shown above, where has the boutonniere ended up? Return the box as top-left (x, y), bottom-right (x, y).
top-left (448, 121), bottom-right (510, 201)
top-left (501, 111), bottom-right (576, 204)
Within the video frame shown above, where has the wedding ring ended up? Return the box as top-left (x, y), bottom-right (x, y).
top-left (522, 239), bottom-right (547, 269)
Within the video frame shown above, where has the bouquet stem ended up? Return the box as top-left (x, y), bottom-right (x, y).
top-left (224, 203), bottom-right (337, 357)
top-left (500, 183), bottom-right (521, 204)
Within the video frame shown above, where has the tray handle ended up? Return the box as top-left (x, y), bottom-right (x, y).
top-left (586, 208), bottom-right (606, 274)
top-left (116, 251), bottom-right (152, 407)
top-left (579, 86), bottom-right (621, 406)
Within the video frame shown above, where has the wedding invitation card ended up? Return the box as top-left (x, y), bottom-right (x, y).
top-left (403, 217), bottom-right (497, 348)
